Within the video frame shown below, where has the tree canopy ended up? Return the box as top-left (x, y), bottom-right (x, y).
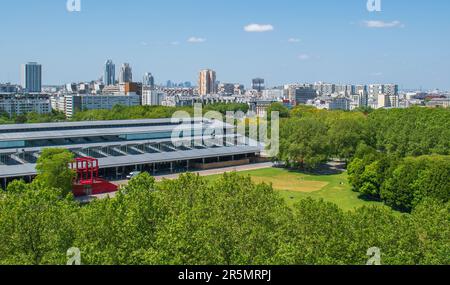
top-left (0, 172), bottom-right (448, 265)
top-left (35, 148), bottom-right (76, 196)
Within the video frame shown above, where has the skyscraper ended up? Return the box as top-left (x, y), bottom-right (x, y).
top-left (143, 72), bottom-right (155, 90)
top-left (104, 60), bottom-right (115, 86)
top-left (21, 62), bottom-right (42, 93)
top-left (119, 63), bottom-right (133, 84)
top-left (198, 69), bottom-right (217, 95)
top-left (292, 87), bottom-right (317, 105)
top-left (252, 78), bottom-right (265, 92)
top-left (384, 84), bottom-right (399, 96)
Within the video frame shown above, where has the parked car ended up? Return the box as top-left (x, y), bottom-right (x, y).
top-left (126, 171), bottom-right (142, 180)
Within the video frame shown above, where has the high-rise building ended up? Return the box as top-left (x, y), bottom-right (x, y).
top-left (377, 94), bottom-right (390, 109)
top-left (292, 87), bottom-right (317, 105)
top-left (21, 62), bottom-right (42, 93)
top-left (218, 83), bottom-right (235, 94)
top-left (346, 85), bottom-right (355, 96)
top-left (119, 63), bottom-right (133, 84)
top-left (104, 60), bottom-right (115, 86)
top-left (369, 84), bottom-right (384, 98)
top-left (355, 89), bottom-right (369, 108)
top-left (389, 94), bottom-right (399, 108)
top-left (143, 72), bottom-right (155, 89)
top-left (198, 69), bottom-right (217, 95)
top-left (314, 83), bottom-right (335, 95)
top-left (384, 84), bottom-right (399, 96)
top-left (335, 84), bottom-right (355, 96)
top-left (252, 78), bottom-right (265, 92)
top-left (355, 85), bottom-right (368, 96)
top-left (142, 88), bottom-right (166, 106)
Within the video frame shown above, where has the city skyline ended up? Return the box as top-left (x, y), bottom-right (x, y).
top-left (0, 0), bottom-right (449, 90)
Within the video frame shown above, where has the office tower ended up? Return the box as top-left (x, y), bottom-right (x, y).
top-left (104, 60), bottom-right (115, 86)
top-left (321, 83), bottom-right (335, 95)
top-left (198, 69), bottom-right (217, 95)
top-left (377, 94), bottom-right (390, 109)
top-left (384, 84), bottom-right (399, 96)
top-left (346, 85), bottom-right (355, 96)
top-left (292, 87), bottom-right (317, 105)
top-left (369, 84), bottom-right (384, 98)
top-left (357, 89), bottom-right (369, 107)
top-left (21, 62), bottom-right (42, 93)
top-left (252, 78), bottom-right (265, 92)
top-left (218, 83), bottom-right (235, 94)
top-left (313, 82), bottom-right (336, 96)
top-left (335, 84), bottom-right (346, 95)
top-left (355, 85), bottom-right (368, 96)
top-left (336, 84), bottom-right (355, 96)
top-left (119, 63), bottom-right (133, 84)
top-left (389, 94), bottom-right (399, 108)
top-left (143, 72), bottom-right (155, 89)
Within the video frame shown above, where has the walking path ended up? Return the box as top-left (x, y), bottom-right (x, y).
top-left (116, 162), bottom-right (275, 184)
top-left (76, 162), bottom-right (274, 202)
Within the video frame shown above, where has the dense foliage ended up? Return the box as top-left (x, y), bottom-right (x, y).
top-left (277, 106), bottom-right (450, 211)
top-left (0, 173), bottom-right (448, 265)
top-left (349, 149), bottom-right (450, 212)
top-left (34, 149), bottom-right (76, 196)
top-left (278, 108), bottom-right (370, 169)
top-left (0, 110), bottom-right (66, 124)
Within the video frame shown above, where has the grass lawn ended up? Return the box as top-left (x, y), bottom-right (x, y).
top-left (205, 167), bottom-right (383, 211)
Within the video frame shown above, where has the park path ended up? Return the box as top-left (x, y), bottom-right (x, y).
top-left (116, 162), bottom-right (275, 184)
top-left (76, 162), bottom-right (274, 202)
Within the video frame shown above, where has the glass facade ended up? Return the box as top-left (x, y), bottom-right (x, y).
top-left (0, 140), bottom-right (26, 149)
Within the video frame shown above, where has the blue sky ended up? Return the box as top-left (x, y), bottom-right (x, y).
top-left (0, 0), bottom-right (449, 90)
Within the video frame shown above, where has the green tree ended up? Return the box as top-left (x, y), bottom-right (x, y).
top-left (381, 155), bottom-right (450, 211)
top-left (267, 103), bottom-right (290, 119)
top-left (328, 115), bottom-right (369, 163)
top-left (35, 148), bottom-right (75, 196)
top-left (0, 181), bottom-right (77, 265)
top-left (74, 173), bottom-right (159, 265)
top-left (278, 117), bottom-right (329, 170)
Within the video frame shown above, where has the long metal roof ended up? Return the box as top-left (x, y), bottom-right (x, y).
top-left (0, 124), bottom-right (199, 141)
top-left (0, 120), bottom-right (232, 142)
top-left (0, 145), bottom-right (260, 178)
top-left (0, 134), bottom-right (241, 154)
top-left (0, 118), bottom-right (187, 131)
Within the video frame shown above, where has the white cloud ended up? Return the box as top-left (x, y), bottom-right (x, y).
top-left (298, 54), bottom-right (310, 60)
top-left (244, 24), bottom-right (274, 33)
top-left (187, 37), bottom-right (206, 43)
top-left (288, 38), bottom-right (301, 43)
top-left (363, 20), bottom-right (404, 28)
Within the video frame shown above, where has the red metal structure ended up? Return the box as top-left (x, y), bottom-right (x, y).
top-left (71, 157), bottom-right (118, 197)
